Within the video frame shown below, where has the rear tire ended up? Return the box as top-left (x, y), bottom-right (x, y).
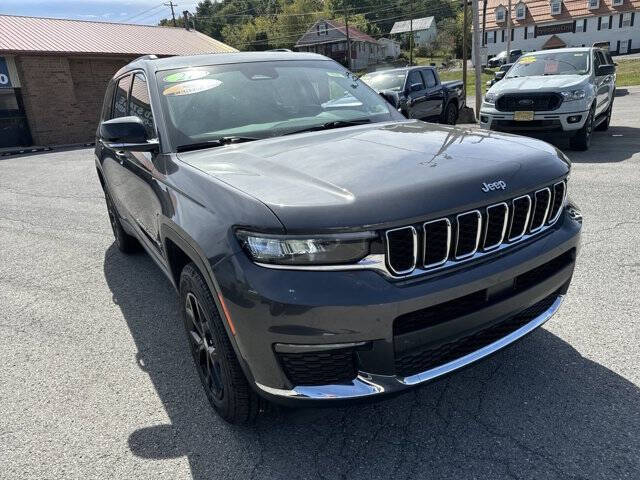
top-left (569, 104), bottom-right (595, 151)
top-left (104, 191), bottom-right (139, 254)
top-left (442, 102), bottom-right (458, 125)
top-left (179, 263), bottom-right (262, 424)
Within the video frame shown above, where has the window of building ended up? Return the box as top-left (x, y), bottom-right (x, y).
top-left (550, 0), bottom-right (562, 15)
top-left (600, 16), bottom-right (610, 29)
top-left (496, 6), bottom-right (506, 22)
top-left (516, 2), bottom-right (526, 19)
top-left (622, 12), bottom-right (632, 26)
top-left (612, 0), bottom-right (623, 5)
top-left (588, 0), bottom-right (599, 9)
top-left (112, 75), bottom-right (131, 119)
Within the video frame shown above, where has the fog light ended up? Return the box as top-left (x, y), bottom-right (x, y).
top-left (480, 115), bottom-right (489, 123)
top-left (567, 115), bottom-right (582, 124)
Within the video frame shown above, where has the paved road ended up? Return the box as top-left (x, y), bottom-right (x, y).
top-left (1, 89), bottom-right (639, 480)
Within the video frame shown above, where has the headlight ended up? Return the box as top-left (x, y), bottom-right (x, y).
top-left (484, 92), bottom-right (497, 104)
top-left (561, 89), bottom-right (586, 101)
top-left (236, 230), bottom-right (373, 265)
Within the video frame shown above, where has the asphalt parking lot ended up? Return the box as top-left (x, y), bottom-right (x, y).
top-left (1, 87), bottom-right (639, 480)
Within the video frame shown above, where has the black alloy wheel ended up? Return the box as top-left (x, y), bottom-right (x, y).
top-left (184, 291), bottom-right (225, 403)
top-left (569, 104), bottom-right (595, 151)
top-left (444, 103), bottom-right (458, 125)
top-left (179, 263), bottom-right (262, 424)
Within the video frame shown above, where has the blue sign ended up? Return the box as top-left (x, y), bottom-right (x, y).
top-left (0, 57), bottom-right (12, 88)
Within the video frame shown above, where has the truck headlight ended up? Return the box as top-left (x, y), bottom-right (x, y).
top-left (484, 92), bottom-right (497, 104)
top-left (561, 89), bottom-right (586, 101)
top-left (236, 231), bottom-right (373, 265)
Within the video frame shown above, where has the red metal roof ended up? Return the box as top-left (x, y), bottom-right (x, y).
top-left (0, 14), bottom-right (237, 56)
top-left (326, 19), bottom-right (379, 44)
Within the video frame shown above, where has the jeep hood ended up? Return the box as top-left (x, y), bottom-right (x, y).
top-left (494, 75), bottom-right (587, 94)
top-left (179, 121), bottom-right (569, 232)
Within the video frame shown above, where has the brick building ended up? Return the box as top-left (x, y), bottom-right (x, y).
top-left (0, 15), bottom-right (236, 149)
top-left (475, 0), bottom-right (639, 61)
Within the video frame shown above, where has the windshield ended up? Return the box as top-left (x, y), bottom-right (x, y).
top-left (360, 71), bottom-right (406, 92)
top-left (506, 51), bottom-right (590, 78)
top-left (156, 60), bottom-right (401, 150)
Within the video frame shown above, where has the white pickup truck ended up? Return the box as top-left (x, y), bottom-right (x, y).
top-left (479, 47), bottom-right (616, 150)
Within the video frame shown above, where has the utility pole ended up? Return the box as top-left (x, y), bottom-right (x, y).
top-left (506, 0), bottom-right (512, 59)
top-left (462, 0), bottom-right (468, 99)
top-left (183, 10), bottom-right (190, 30)
top-left (472, 0), bottom-right (482, 119)
top-left (345, 10), bottom-right (352, 70)
top-left (409, 0), bottom-right (415, 65)
top-left (164, 1), bottom-right (177, 27)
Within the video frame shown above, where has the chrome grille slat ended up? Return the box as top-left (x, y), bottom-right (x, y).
top-left (385, 226), bottom-right (417, 275)
top-left (384, 180), bottom-right (567, 278)
top-left (508, 195), bottom-right (532, 241)
top-left (455, 210), bottom-right (482, 259)
top-left (423, 219), bottom-right (451, 268)
top-left (530, 187), bottom-right (552, 233)
top-left (483, 202), bottom-right (509, 250)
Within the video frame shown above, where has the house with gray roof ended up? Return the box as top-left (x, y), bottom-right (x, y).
top-left (390, 16), bottom-right (437, 47)
top-left (295, 19), bottom-right (383, 70)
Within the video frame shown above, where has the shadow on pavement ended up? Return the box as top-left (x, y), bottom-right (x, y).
top-left (103, 245), bottom-right (640, 479)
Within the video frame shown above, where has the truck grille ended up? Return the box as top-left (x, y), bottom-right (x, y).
top-left (384, 180), bottom-right (566, 277)
top-left (277, 348), bottom-right (358, 386)
top-left (394, 290), bottom-right (562, 377)
top-left (495, 93), bottom-right (563, 112)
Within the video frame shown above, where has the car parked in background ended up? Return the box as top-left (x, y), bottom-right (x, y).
top-left (361, 66), bottom-right (464, 124)
top-left (487, 63), bottom-right (513, 88)
top-left (480, 47), bottom-right (616, 150)
top-left (95, 52), bottom-right (581, 424)
top-left (488, 49), bottom-right (523, 68)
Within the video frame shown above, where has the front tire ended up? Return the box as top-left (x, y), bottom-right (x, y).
top-left (569, 105), bottom-right (595, 151)
top-left (179, 263), bottom-right (262, 424)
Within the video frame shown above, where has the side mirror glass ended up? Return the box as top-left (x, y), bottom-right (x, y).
top-left (100, 116), bottom-right (158, 152)
top-left (596, 64), bottom-right (615, 76)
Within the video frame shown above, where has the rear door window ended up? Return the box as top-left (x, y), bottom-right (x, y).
top-left (422, 69), bottom-right (437, 88)
top-left (112, 75), bottom-right (132, 119)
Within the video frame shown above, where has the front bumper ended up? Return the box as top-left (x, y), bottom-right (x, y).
top-left (213, 207), bottom-right (582, 404)
top-left (479, 103), bottom-right (588, 132)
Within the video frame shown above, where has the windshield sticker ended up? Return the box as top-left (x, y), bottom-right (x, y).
top-left (327, 72), bottom-right (346, 78)
top-left (574, 53), bottom-right (585, 56)
top-left (163, 70), bottom-right (209, 83)
top-left (544, 60), bottom-right (559, 74)
top-left (519, 56), bottom-right (536, 64)
top-left (162, 79), bottom-right (222, 96)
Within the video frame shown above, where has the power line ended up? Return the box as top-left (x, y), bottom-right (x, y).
top-left (122, 2), bottom-right (165, 23)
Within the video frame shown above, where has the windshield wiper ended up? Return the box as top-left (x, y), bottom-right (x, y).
top-left (176, 136), bottom-right (259, 152)
top-left (282, 118), bottom-right (372, 136)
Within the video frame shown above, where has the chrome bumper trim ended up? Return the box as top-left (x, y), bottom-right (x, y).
top-left (255, 295), bottom-right (564, 400)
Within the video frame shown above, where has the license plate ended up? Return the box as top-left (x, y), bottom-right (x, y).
top-left (514, 111), bottom-right (534, 121)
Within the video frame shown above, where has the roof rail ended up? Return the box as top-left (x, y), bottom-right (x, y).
top-left (132, 54), bottom-right (159, 62)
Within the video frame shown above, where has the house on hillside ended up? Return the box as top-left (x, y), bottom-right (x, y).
top-left (390, 16), bottom-right (437, 47)
top-left (475, 0), bottom-right (639, 62)
top-left (294, 19), bottom-right (383, 70)
top-left (378, 37), bottom-right (402, 59)
top-left (0, 14), bottom-right (236, 149)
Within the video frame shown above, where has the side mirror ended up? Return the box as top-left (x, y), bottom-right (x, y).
top-left (495, 71), bottom-right (506, 80)
top-left (99, 116), bottom-right (158, 151)
top-left (379, 90), bottom-right (400, 109)
top-left (596, 64), bottom-right (615, 76)
top-left (409, 82), bottom-right (423, 92)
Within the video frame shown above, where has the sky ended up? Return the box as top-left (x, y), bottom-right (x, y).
top-left (0, 0), bottom-right (203, 25)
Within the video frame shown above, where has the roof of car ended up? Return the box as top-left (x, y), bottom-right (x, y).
top-left (117, 51), bottom-right (330, 77)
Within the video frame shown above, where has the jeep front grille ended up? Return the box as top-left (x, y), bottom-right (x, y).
top-left (384, 180), bottom-right (566, 277)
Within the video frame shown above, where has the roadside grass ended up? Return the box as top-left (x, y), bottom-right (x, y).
top-left (615, 58), bottom-right (640, 87)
